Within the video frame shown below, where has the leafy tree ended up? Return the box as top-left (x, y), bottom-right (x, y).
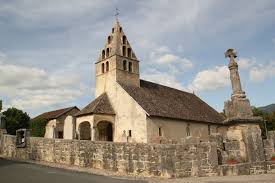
top-left (252, 107), bottom-right (275, 138)
top-left (3, 107), bottom-right (30, 135)
top-left (29, 118), bottom-right (48, 137)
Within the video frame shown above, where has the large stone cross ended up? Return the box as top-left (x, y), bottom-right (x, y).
top-left (225, 48), bottom-right (244, 97)
top-left (225, 48), bottom-right (237, 59)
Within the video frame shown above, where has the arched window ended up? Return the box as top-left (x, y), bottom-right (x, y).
top-left (122, 46), bottom-right (126, 56)
top-left (128, 62), bottom-right (132, 72)
top-left (112, 28), bottom-right (114, 33)
top-left (186, 124), bottom-right (190, 136)
top-left (106, 61), bottom-right (109, 72)
top-left (108, 36), bottom-right (111, 44)
top-left (123, 60), bottom-right (127, 71)
top-left (120, 27), bottom-right (122, 32)
top-left (102, 50), bottom-right (105, 59)
top-left (79, 122), bottom-right (91, 140)
top-left (122, 35), bottom-right (126, 44)
top-left (101, 63), bottom-right (105, 73)
top-left (127, 48), bottom-right (132, 58)
top-left (106, 48), bottom-right (110, 57)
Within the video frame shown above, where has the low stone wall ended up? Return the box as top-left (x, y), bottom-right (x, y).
top-left (0, 134), bottom-right (219, 178)
top-left (1, 130), bottom-right (275, 178)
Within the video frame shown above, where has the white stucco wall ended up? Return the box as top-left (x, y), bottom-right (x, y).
top-left (147, 117), bottom-right (219, 143)
top-left (63, 115), bottom-right (74, 139)
top-left (104, 83), bottom-right (147, 143)
top-left (44, 119), bottom-right (56, 138)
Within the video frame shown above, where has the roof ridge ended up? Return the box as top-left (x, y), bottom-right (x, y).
top-left (140, 79), bottom-right (193, 95)
top-left (32, 106), bottom-right (79, 121)
top-left (120, 80), bottom-right (224, 123)
top-left (75, 93), bottom-right (115, 117)
top-left (42, 106), bottom-right (75, 114)
top-left (54, 106), bottom-right (77, 119)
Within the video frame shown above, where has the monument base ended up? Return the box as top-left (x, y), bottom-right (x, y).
top-left (224, 97), bottom-right (253, 119)
top-left (224, 120), bottom-right (265, 163)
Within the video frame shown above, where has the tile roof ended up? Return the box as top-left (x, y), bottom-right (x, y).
top-left (32, 106), bottom-right (79, 121)
top-left (119, 80), bottom-right (224, 124)
top-left (75, 93), bottom-right (115, 117)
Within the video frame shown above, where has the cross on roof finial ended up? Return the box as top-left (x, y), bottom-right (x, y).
top-left (115, 8), bottom-right (119, 22)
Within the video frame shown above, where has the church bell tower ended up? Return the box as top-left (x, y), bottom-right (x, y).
top-left (95, 20), bottom-right (140, 97)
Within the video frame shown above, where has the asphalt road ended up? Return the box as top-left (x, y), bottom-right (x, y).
top-left (1, 158), bottom-right (275, 183)
top-left (0, 158), bottom-right (147, 183)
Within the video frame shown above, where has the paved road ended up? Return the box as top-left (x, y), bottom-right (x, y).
top-left (1, 158), bottom-right (275, 183)
top-left (0, 158), bottom-right (147, 183)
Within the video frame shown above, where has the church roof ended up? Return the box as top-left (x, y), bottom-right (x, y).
top-left (119, 80), bottom-right (224, 124)
top-left (75, 93), bottom-right (115, 117)
top-left (32, 106), bottom-right (79, 121)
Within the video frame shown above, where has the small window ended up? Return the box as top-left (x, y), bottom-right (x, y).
top-left (122, 46), bottom-right (126, 56)
top-left (101, 63), bottom-right (105, 73)
top-left (106, 61), bottom-right (109, 72)
top-left (112, 28), bottom-right (114, 33)
top-left (122, 35), bottom-right (126, 44)
top-left (106, 48), bottom-right (110, 57)
top-left (120, 27), bottom-right (122, 32)
top-left (128, 62), bottom-right (132, 72)
top-left (208, 125), bottom-right (211, 135)
top-left (159, 127), bottom-right (162, 137)
top-left (186, 124), bottom-right (190, 136)
top-left (58, 131), bottom-right (63, 139)
top-left (123, 60), bottom-right (127, 70)
top-left (108, 36), bottom-right (111, 44)
top-left (128, 130), bottom-right (132, 137)
top-left (102, 50), bottom-right (105, 59)
top-left (127, 48), bottom-right (132, 58)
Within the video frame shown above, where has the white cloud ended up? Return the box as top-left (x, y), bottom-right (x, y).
top-left (157, 54), bottom-right (178, 64)
top-left (142, 68), bottom-right (184, 90)
top-left (0, 1), bottom-right (109, 28)
top-left (142, 46), bottom-right (195, 91)
top-left (249, 61), bottom-right (275, 82)
top-left (0, 54), bottom-right (86, 112)
top-left (238, 57), bottom-right (256, 70)
top-left (150, 46), bottom-right (193, 73)
top-left (188, 66), bottom-right (230, 92)
top-left (155, 46), bottom-right (170, 53)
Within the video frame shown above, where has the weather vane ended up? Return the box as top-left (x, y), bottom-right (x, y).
top-left (115, 8), bottom-right (119, 21)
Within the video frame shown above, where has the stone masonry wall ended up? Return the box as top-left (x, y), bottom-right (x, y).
top-left (1, 130), bottom-right (275, 178)
top-left (0, 134), bottom-right (219, 178)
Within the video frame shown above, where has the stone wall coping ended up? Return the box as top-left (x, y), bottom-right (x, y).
top-left (223, 117), bottom-right (263, 125)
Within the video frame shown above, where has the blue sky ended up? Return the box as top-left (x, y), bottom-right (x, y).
top-left (0, 0), bottom-right (275, 117)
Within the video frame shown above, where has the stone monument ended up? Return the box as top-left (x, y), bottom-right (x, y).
top-left (223, 49), bottom-right (264, 163)
top-left (224, 49), bottom-right (254, 119)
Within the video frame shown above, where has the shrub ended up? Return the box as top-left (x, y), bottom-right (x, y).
top-left (29, 118), bottom-right (48, 137)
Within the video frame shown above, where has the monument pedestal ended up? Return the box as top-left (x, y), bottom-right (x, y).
top-left (224, 118), bottom-right (265, 163)
top-left (223, 49), bottom-right (264, 163)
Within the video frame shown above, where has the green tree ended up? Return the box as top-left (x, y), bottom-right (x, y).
top-left (3, 107), bottom-right (30, 135)
top-left (252, 107), bottom-right (275, 138)
top-left (29, 118), bottom-right (48, 137)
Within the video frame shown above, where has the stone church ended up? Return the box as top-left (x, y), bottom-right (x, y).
top-left (74, 20), bottom-right (224, 143)
top-left (35, 20), bottom-right (224, 143)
